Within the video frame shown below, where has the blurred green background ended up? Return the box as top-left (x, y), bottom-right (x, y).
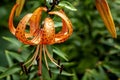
top-left (0, 0), bottom-right (120, 80)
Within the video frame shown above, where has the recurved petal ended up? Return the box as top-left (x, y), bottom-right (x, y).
top-left (55, 19), bottom-right (69, 43)
top-left (15, 14), bottom-right (42, 45)
top-left (55, 10), bottom-right (69, 36)
top-left (95, 0), bottom-right (117, 38)
top-left (29, 7), bottom-right (47, 35)
top-left (9, 4), bottom-right (18, 35)
top-left (49, 10), bottom-right (73, 43)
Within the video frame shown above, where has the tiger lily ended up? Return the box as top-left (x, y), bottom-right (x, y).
top-left (9, 4), bottom-right (73, 76)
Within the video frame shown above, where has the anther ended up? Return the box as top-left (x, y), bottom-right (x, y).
top-left (48, 69), bottom-right (52, 78)
top-left (28, 66), bottom-right (32, 73)
top-left (57, 59), bottom-right (61, 68)
top-left (36, 55), bottom-right (39, 66)
top-left (20, 62), bottom-right (28, 75)
top-left (60, 65), bottom-right (64, 74)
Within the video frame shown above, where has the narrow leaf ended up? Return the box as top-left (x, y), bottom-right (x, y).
top-left (53, 47), bottom-right (68, 61)
top-left (6, 76), bottom-right (11, 80)
top-left (0, 67), bottom-right (7, 72)
top-left (5, 50), bottom-right (14, 67)
top-left (59, 1), bottom-right (77, 11)
top-left (52, 69), bottom-right (74, 76)
top-left (103, 64), bottom-right (120, 77)
top-left (0, 64), bottom-right (21, 79)
top-left (5, 50), bottom-right (24, 62)
top-left (2, 36), bottom-right (21, 47)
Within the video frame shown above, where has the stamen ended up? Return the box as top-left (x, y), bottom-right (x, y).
top-left (48, 69), bottom-right (52, 78)
top-left (23, 45), bottom-right (39, 68)
top-left (60, 65), bottom-right (64, 74)
top-left (20, 62), bottom-right (28, 75)
top-left (28, 66), bottom-right (32, 73)
top-left (36, 55), bottom-right (39, 66)
top-left (58, 59), bottom-right (60, 65)
top-left (44, 45), bottom-right (61, 68)
top-left (57, 59), bottom-right (60, 68)
top-left (43, 45), bottom-right (50, 70)
top-left (38, 45), bottom-right (42, 76)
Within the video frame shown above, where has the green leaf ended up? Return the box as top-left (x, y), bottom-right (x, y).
top-left (82, 71), bottom-right (89, 80)
top-left (0, 67), bottom-right (7, 72)
top-left (72, 70), bottom-right (79, 80)
top-left (52, 69), bottom-right (74, 76)
top-left (103, 64), bottom-right (120, 77)
top-left (53, 47), bottom-right (68, 61)
top-left (5, 50), bottom-right (24, 62)
top-left (0, 64), bottom-right (21, 79)
top-left (6, 76), bottom-right (11, 80)
top-left (98, 66), bottom-right (109, 80)
top-left (115, 0), bottom-right (120, 4)
top-left (82, 68), bottom-right (109, 80)
top-left (2, 36), bottom-right (21, 47)
top-left (5, 50), bottom-right (14, 67)
top-left (59, 1), bottom-right (77, 11)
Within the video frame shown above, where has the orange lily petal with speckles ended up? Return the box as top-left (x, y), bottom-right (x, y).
top-left (9, 4), bottom-right (18, 35)
top-left (29, 7), bottom-right (47, 35)
top-left (15, 14), bottom-right (42, 45)
top-left (42, 17), bottom-right (55, 44)
top-left (49, 10), bottom-right (73, 43)
top-left (9, 4), bottom-right (32, 38)
top-left (55, 10), bottom-right (68, 36)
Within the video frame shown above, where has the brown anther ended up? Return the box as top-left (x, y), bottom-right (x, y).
top-left (57, 59), bottom-right (61, 68)
top-left (60, 65), bottom-right (64, 74)
top-left (36, 55), bottom-right (39, 66)
top-left (20, 62), bottom-right (28, 75)
top-left (28, 66), bottom-right (32, 73)
top-left (48, 69), bottom-right (52, 78)
top-left (58, 59), bottom-right (60, 65)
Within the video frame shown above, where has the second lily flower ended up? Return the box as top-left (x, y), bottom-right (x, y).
top-left (95, 0), bottom-right (117, 38)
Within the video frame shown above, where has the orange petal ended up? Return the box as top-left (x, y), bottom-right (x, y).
top-left (15, 0), bottom-right (25, 16)
top-left (9, 4), bottom-right (31, 37)
top-left (95, 0), bottom-right (117, 38)
top-left (9, 4), bottom-right (18, 35)
top-left (49, 10), bottom-right (73, 43)
top-left (56, 10), bottom-right (68, 36)
top-left (15, 14), bottom-right (42, 45)
top-left (29, 7), bottom-right (47, 35)
top-left (55, 19), bottom-right (69, 43)
top-left (42, 18), bottom-right (55, 44)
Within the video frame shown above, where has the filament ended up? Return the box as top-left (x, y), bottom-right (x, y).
top-left (23, 45), bottom-right (39, 68)
top-left (38, 45), bottom-right (42, 75)
top-left (43, 45), bottom-right (50, 70)
top-left (44, 45), bottom-right (60, 68)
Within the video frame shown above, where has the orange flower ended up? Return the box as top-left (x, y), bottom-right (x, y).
top-left (9, 4), bottom-right (73, 76)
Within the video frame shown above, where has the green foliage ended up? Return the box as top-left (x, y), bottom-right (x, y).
top-left (0, 0), bottom-right (120, 80)
top-left (58, 1), bottom-right (77, 11)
